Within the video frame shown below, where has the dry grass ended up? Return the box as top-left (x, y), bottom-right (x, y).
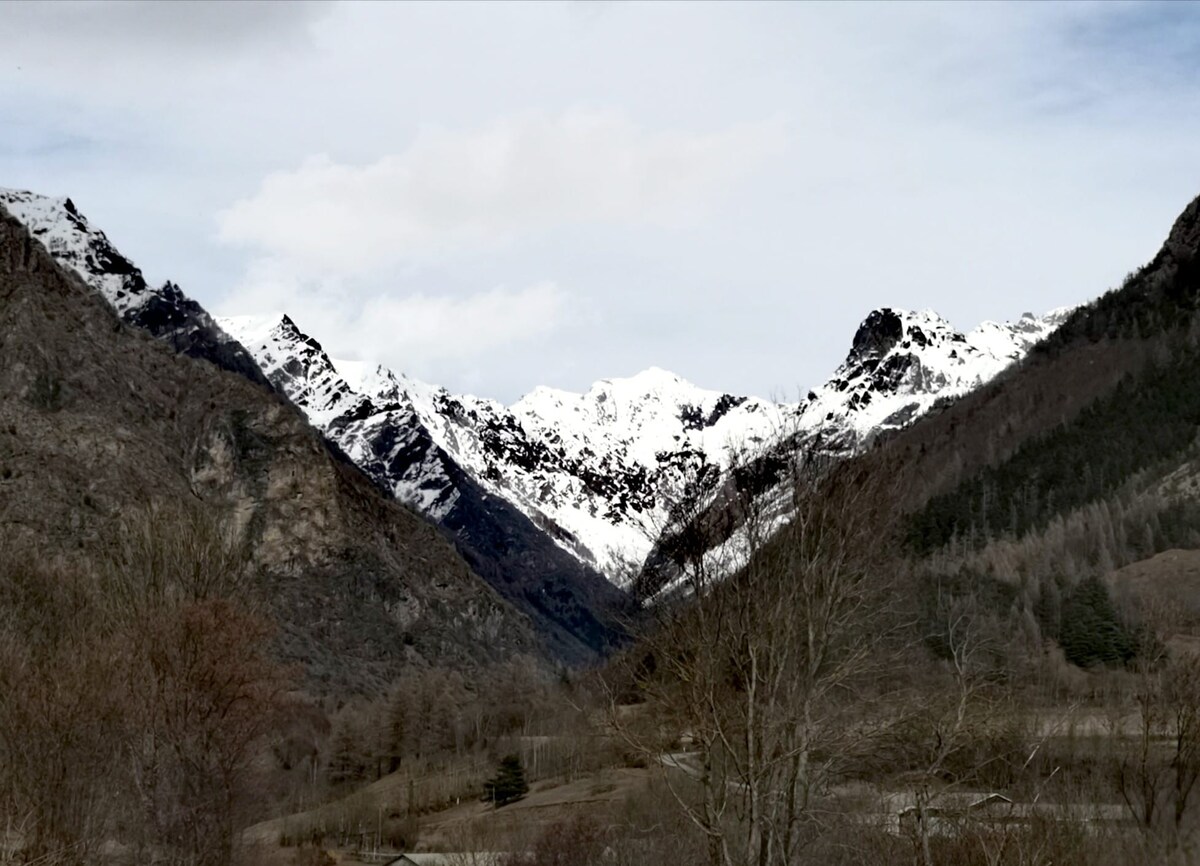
top-left (417, 767), bottom-right (654, 852)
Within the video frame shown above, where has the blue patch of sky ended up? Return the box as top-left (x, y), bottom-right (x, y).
top-left (1064, 3), bottom-right (1200, 88)
top-left (0, 105), bottom-right (98, 161)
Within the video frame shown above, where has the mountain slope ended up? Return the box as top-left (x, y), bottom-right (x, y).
top-left (221, 314), bottom-right (798, 581)
top-left (797, 306), bottom-right (1074, 451)
top-left (4, 186), bottom-right (1075, 607)
top-left (827, 192), bottom-right (1200, 671)
top-left (219, 315), bottom-right (631, 663)
top-left (893, 192), bottom-right (1200, 543)
top-left (1, 189), bottom-right (628, 664)
top-left (0, 188), bottom-right (268, 387)
top-left (0, 203), bottom-right (540, 693)
top-left (869, 192), bottom-right (1200, 529)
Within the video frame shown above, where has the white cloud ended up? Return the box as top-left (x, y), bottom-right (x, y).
top-left (354, 281), bottom-right (567, 363)
top-left (10, 2), bottom-right (1200, 402)
top-left (220, 257), bottom-right (568, 380)
top-left (216, 110), bottom-right (786, 272)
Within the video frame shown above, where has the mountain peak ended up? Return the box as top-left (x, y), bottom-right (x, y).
top-left (590, 366), bottom-right (697, 399)
top-left (0, 200), bottom-right (539, 684)
top-left (1164, 192), bottom-right (1200, 260)
top-left (219, 313), bottom-right (288, 346)
top-left (802, 305), bottom-right (1070, 449)
top-left (14, 188), bottom-right (1084, 594)
top-left (625, 365), bottom-right (686, 385)
top-left (849, 307), bottom-right (958, 359)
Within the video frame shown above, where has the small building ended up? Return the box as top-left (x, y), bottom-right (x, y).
top-left (387, 853), bottom-right (510, 866)
top-left (898, 793), bottom-right (1014, 837)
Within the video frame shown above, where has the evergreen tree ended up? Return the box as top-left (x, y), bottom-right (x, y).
top-left (1058, 576), bottom-right (1135, 668)
top-left (328, 720), bottom-right (368, 786)
top-left (483, 753), bottom-right (528, 807)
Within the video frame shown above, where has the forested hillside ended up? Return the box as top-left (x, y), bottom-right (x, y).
top-left (882, 193), bottom-right (1200, 514)
top-left (865, 193), bottom-right (1200, 671)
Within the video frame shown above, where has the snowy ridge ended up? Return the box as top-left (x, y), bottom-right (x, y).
top-left (0, 188), bottom-right (153, 316)
top-left (220, 314), bottom-right (795, 578)
top-left (640, 306), bottom-right (1074, 598)
top-left (221, 304), bottom-right (1069, 586)
top-left (219, 315), bottom-right (462, 520)
top-left (799, 307), bottom-right (1075, 452)
top-left (1, 188), bottom-right (268, 386)
top-left (8, 185), bottom-right (1073, 589)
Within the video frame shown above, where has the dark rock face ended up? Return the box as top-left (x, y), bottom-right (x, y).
top-left (0, 209), bottom-right (540, 694)
top-left (1164, 194), bottom-right (1200, 265)
top-left (437, 465), bottom-right (634, 664)
top-left (679, 393), bottom-right (749, 431)
top-left (850, 308), bottom-right (906, 360)
top-left (129, 281), bottom-right (270, 387)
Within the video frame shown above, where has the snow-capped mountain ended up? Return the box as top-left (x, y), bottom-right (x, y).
top-left (220, 304), bottom-right (1069, 586)
top-left (0, 188), bottom-right (267, 386)
top-left (221, 312), bottom-right (799, 581)
top-left (798, 306), bottom-right (1075, 452)
top-left (222, 309), bottom-right (802, 599)
top-left (632, 305), bottom-right (1076, 598)
top-left (218, 313), bottom-right (631, 659)
top-left (3, 187), bottom-right (626, 661)
top-left (219, 313), bottom-right (466, 520)
top-left (4, 186), bottom-right (1073, 594)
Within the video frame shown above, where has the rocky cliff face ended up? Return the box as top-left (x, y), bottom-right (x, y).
top-left (796, 306), bottom-right (1075, 453)
top-left (1, 190), bottom-right (628, 663)
top-left (0, 204), bottom-right (540, 692)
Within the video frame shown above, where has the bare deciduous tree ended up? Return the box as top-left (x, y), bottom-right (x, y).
top-left (105, 504), bottom-right (293, 866)
top-left (0, 504), bottom-right (292, 866)
top-left (609, 446), bottom-right (904, 866)
top-left (1114, 597), bottom-right (1200, 850)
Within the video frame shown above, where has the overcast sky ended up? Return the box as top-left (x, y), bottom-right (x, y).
top-left (3, 1), bottom-right (1200, 402)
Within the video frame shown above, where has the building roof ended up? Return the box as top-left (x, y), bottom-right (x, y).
top-left (388, 853), bottom-right (509, 866)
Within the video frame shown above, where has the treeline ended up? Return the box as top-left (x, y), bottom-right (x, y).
top-left (271, 657), bottom-right (611, 854)
top-left (591, 428), bottom-right (1200, 865)
top-left (1036, 204), bottom-right (1200, 359)
top-left (921, 566), bottom-right (1141, 672)
top-left (902, 315), bottom-right (1200, 673)
top-left (915, 483), bottom-right (1200, 673)
top-left (321, 658), bottom-right (601, 795)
